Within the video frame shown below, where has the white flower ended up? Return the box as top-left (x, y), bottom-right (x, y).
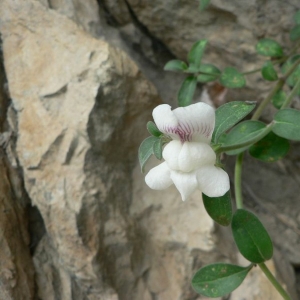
top-left (145, 102), bottom-right (230, 201)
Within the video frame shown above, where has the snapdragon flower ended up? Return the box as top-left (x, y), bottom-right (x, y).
top-left (145, 102), bottom-right (230, 201)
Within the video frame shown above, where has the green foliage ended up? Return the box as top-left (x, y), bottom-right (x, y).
top-left (294, 10), bottom-right (300, 24)
top-left (290, 25), bottom-right (300, 41)
top-left (222, 120), bottom-right (266, 155)
top-left (188, 40), bottom-right (208, 70)
top-left (138, 136), bottom-right (158, 172)
top-left (153, 138), bottom-right (163, 160)
top-left (178, 76), bottom-right (197, 107)
top-left (249, 132), bottom-right (290, 162)
top-left (271, 90), bottom-right (286, 109)
top-left (202, 191), bottom-right (232, 226)
top-left (199, 0), bottom-right (210, 11)
top-left (147, 121), bottom-right (162, 137)
top-left (197, 64), bottom-right (221, 83)
top-left (281, 55), bottom-right (300, 87)
top-left (212, 101), bottom-right (256, 143)
top-left (232, 209), bottom-right (273, 263)
top-left (261, 61), bottom-right (278, 81)
top-left (164, 60), bottom-right (188, 72)
top-left (219, 67), bottom-right (246, 88)
top-left (255, 39), bottom-right (283, 57)
top-left (273, 108), bottom-right (300, 141)
top-left (192, 263), bottom-right (252, 297)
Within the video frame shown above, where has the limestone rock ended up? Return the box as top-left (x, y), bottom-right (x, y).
top-left (1, 0), bottom-right (299, 299)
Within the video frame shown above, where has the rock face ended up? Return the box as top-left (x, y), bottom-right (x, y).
top-left (0, 0), bottom-right (299, 299)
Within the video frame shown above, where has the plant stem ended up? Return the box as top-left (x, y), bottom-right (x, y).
top-left (252, 56), bottom-right (300, 120)
top-left (258, 262), bottom-right (292, 300)
top-left (234, 152), bottom-right (244, 209)
top-left (281, 76), bottom-right (300, 109)
top-left (216, 123), bottom-right (274, 154)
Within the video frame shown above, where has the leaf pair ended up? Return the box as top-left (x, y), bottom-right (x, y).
top-left (192, 209), bottom-right (273, 297)
top-left (164, 40), bottom-right (208, 107)
top-left (138, 122), bottom-right (164, 172)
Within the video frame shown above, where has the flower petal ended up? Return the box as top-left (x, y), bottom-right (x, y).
top-left (170, 170), bottom-right (198, 201)
top-left (145, 162), bottom-right (173, 190)
top-left (162, 140), bottom-right (182, 170)
top-left (152, 104), bottom-right (179, 140)
top-left (197, 166), bottom-right (230, 197)
top-left (173, 102), bottom-right (215, 143)
top-left (178, 142), bottom-right (216, 172)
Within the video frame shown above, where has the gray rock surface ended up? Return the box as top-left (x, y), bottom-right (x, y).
top-left (0, 0), bottom-right (299, 299)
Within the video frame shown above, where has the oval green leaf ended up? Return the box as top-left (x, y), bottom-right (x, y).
top-left (255, 39), bottom-right (283, 57)
top-left (261, 61), bottom-right (278, 81)
top-left (232, 209), bottom-right (273, 263)
top-left (147, 121), bottom-right (162, 137)
top-left (192, 263), bottom-right (252, 297)
top-left (271, 90), bottom-right (286, 109)
top-left (188, 40), bottom-right (208, 69)
top-left (249, 132), bottom-right (290, 162)
top-left (164, 59), bottom-right (188, 72)
top-left (202, 191), bottom-right (232, 226)
top-left (222, 120), bottom-right (266, 155)
top-left (281, 55), bottom-right (300, 87)
top-left (138, 136), bottom-right (158, 172)
top-left (212, 101), bottom-right (256, 143)
top-left (199, 0), bottom-right (210, 11)
top-left (153, 138), bottom-right (163, 160)
top-left (290, 25), bottom-right (300, 41)
top-left (273, 108), bottom-right (300, 141)
top-left (177, 76), bottom-right (197, 107)
top-left (219, 67), bottom-right (246, 88)
top-left (197, 64), bottom-right (221, 83)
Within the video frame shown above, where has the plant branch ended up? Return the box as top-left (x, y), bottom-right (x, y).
top-left (281, 76), bottom-right (300, 109)
top-left (216, 123), bottom-right (274, 154)
top-left (258, 262), bottom-right (292, 300)
top-left (252, 57), bottom-right (300, 120)
top-left (234, 152), bottom-right (244, 209)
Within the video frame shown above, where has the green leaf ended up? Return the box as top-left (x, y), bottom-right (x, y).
top-left (202, 191), bottom-right (232, 226)
top-left (147, 121), bottom-right (162, 137)
top-left (187, 40), bottom-right (208, 69)
top-left (192, 263), bottom-right (252, 297)
top-left (186, 65), bottom-right (199, 73)
top-left (232, 209), bottom-right (273, 263)
top-left (219, 67), bottom-right (246, 88)
top-left (261, 61), bottom-right (278, 81)
top-left (290, 25), bottom-right (300, 41)
top-left (223, 120), bottom-right (266, 155)
top-left (199, 0), bottom-right (210, 11)
top-left (212, 101), bottom-right (256, 143)
top-left (255, 39), bottom-right (283, 57)
top-left (197, 64), bottom-right (221, 83)
top-left (249, 132), bottom-right (290, 162)
top-left (294, 10), bottom-right (300, 25)
top-left (177, 76), bottom-right (197, 107)
top-left (153, 138), bottom-right (163, 160)
top-left (271, 90), bottom-right (286, 109)
top-left (164, 60), bottom-right (188, 72)
top-left (273, 108), bottom-right (300, 141)
top-left (138, 136), bottom-right (158, 172)
top-left (281, 55), bottom-right (300, 87)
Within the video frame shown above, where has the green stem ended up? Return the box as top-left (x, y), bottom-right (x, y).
top-left (281, 76), bottom-right (300, 109)
top-left (242, 67), bottom-right (262, 75)
top-left (234, 153), bottom-right (244, 209)
top-left (252, 56), bottom-right (300, 120)
top-left (258, 263), bottom-right (292, 300)
top-left (216, 123), bottom-right (274, 154)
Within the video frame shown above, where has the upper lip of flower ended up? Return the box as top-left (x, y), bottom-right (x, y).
top-left (152, 102), bottom-right (215, 144)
